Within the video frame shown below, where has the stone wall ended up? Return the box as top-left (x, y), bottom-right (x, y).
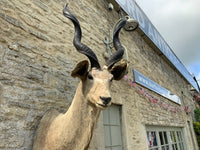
top-left (0, 0), bottom-right (198, 150)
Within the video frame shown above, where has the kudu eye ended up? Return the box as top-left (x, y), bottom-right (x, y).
top-left (88, 74), bottom-right (93, 80)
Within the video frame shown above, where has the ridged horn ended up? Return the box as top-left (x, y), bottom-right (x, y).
top-left (63, 4), bottom-right (101, 69)
top-left (106, 14), bottom-right (127, 69)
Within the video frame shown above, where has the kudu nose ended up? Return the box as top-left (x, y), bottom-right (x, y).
top-left (100, 96), bottom-right (111, 105)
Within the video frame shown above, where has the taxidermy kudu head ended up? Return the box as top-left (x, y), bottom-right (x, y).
top-left (33, 4), bottom-right (127, 150)
top-left (63, 4), bottom-right (127, 109)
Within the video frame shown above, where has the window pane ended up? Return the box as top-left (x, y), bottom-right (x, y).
top-left (172, 144), bottom-right (175, 150)
top-left (180, 142), bottom-right (184, 150)
top-left (103, 109), bottom-right (109, 125)
top-left (176, 131), bottom-right (180, 141)
top-left (174, 144), bottom-right (178, 150)
top-left (173, 131), bottom-right (176, 142)
top-left (111, 126), bottom-right (122, 146)
top-left (159, 132), bottom-right (164, 145)
top-left (109, 105), bottom-right (120, 125)
top-left (147, 131), bottom-right (157, 148)
top-left (162, 146), bottom-right (169, 150)
top-left (172, 131), bottom-right (177, 142)
top-left (163, 132), bottom-right (168, 144)
top-left (104, 126), bottom-right (111, 146)
top-left (179, 143), bottom-right (182, 150)
top-left (172, 144), bottom-right (178, 150)
top-left (103, 105), bottom-right (123, 150)
top-left (170, 131), bottom-right (177, 143)
top-left (178, 131), bottom-right (183, 141)
top-left (170, 132), bottom-right (173, 143)
top-left (112, 146), bottom-right (122, 150)
top-left (147, 131), bottom-right (152, 150)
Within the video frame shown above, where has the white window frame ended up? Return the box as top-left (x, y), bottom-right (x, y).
top-left (146, 126), bottom-right (186, 150)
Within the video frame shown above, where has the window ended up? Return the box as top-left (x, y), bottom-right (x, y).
top-left (103, 105), bottom-right (123, 150)
top-left (146, 126), bottom-right (186, 150)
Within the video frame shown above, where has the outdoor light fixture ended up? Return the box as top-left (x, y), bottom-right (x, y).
top-left (103, 4), bottom-right (138, 65)
top-left (124, 16), bottom-right (139, 31)
top-left (108, 3), bottom-right (114, 11)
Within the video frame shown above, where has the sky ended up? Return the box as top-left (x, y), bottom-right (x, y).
top-left (135, 0), bottom-right (200, 86)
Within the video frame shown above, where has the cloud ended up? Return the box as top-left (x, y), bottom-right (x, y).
top-left (135, 0), bottom-right (200, 66)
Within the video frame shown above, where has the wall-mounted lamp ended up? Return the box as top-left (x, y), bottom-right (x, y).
top-left (124, 16), bottom-right (139, 31)
top-left (108, 3), bottom-right (114, 11)
top-left (103, 4), bottom-right (139, 66)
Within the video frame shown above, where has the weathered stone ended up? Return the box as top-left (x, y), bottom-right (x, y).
top-left (0, 12), bottom-right (27, 31)
top-left (26, 73), bottom-right (43, 83)
top-left (0, 45), bottom-right (5, 67)
top-left (0, 0), bottom-right (197, 150)
top-left (8, 42), bottom-right (19, 51)
top-left (0, 120), bottom-right (25, 148)
top-left (8, 101), bottom-right (31, 109)
top-left (29, 28), bottom-right (51, 41)
top-left (33, 0), bottom-right (49, 12)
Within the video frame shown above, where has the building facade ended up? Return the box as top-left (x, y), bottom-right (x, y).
top-left (0, 0), bottom-right (199, 150)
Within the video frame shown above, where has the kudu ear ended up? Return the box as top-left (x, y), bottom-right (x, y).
top-left (110, 63), bottom-right (128, 80)
top-left (71, 60), bottom-right (89, 80)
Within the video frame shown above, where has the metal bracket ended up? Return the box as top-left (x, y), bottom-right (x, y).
top-left (104, 36), bottom-right (113, 58)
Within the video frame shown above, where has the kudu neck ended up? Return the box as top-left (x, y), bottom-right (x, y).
top-left (62, 81), bottom-right (100, 149)
top-left (66, 81), bottom-right (100, 120)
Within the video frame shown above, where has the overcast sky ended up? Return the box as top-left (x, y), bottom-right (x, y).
top-left (135, 0), bottom-right (200, 85)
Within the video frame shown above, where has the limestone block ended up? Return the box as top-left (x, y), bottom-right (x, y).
top-left (0, 12), bottom-right (27, 31)
top-left (0, 45), bottom-right (5, 67)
